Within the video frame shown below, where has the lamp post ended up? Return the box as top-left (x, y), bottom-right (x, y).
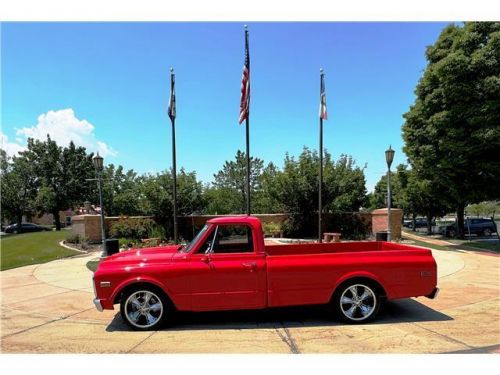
top-left (385, 146), bottom-right (395, 242)
top-left (92, 153), bottom-right (107, 258)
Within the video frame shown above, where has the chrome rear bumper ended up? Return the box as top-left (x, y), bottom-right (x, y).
top-left (93, 298), bottom-right (103, 312)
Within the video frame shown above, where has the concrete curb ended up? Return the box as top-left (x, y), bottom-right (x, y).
top-left (58, 240), bottom-right (90, 254)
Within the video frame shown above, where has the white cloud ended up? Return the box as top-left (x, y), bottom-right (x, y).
top-left (4, 108), bottom-right (117, 158)
top-left (0, 132), bottom-right (25, 157)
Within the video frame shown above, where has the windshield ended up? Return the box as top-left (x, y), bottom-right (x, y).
top-left (182, 224), bottom-right (211, 253)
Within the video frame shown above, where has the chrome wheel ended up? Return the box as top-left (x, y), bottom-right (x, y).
top-left (339, 284), bottom-right (377, 322)
top-left (124, 290), bottom-right (164, 329)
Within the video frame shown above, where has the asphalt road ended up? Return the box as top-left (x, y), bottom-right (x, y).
top-left (1, 247), bottom-right (499, 353)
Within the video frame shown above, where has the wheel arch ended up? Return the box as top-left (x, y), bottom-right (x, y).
top-left (112, 278), bottom-right (176, 309)
top-left (330, 273), bottom-right (388, 302)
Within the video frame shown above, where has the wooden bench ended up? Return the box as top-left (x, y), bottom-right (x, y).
top-left (323, 232), bottom-right (341, 243)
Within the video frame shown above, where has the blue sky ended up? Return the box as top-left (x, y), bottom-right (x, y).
top-left (1, 22), bottom-right (447, 191)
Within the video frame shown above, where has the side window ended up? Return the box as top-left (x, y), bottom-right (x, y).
top-left (196, 226), bottom-right (215, 254)
top-left (212, 225), bottom-right (254, 254)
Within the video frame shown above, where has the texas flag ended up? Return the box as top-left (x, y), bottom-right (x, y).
top-left (319, 71), bottom-right (327, 120)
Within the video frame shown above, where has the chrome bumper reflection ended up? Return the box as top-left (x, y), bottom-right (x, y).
top-left (93, 298), bottom-right (103, 312)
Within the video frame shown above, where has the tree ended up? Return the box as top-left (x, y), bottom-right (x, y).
top-left (22, 136), bottom-right (95, 230)
top-left (203, 186), bottom-right (241, 215)
top-left (252, 162), bottom-right (283, 214)
top-left (211, 150), bottom-right (274, 214)
top-left (101, 164), bottom-right (145, 216)
top-left (141, 169), bottom-right (205, 238)
top-left (269, 147), bottom-right (367, 236)
top-left (467, 200), bottom-right (500, 217)
top-left (371, 164), bottom-right (451, 234)
top-left (402, 22), bottom-right (500, 237)
top-left (0, 152), bottom-right (38, 231)
top-left (369, 170), bottom-right (398, 211)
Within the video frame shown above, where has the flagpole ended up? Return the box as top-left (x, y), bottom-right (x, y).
top-left (169, 67), bottom-right (178, 244)
top-left (318, 68), bottom-right (324, 243)
top-left (244, 25), bottom-right (251, 215)
top-left (246, 115), bottom-right (251, 215)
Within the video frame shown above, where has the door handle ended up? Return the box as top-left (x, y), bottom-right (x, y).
top-left (242, 262), bottom-right (257, 271)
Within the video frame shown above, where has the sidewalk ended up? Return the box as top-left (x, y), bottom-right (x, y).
top-left (402, 231), bottom-right (455, 246)
top-left (2, 244), bottom-right (499, 353)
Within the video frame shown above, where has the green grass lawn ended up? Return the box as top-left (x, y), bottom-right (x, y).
top-left (86, 260), bottom-right (99, 272)
top-left (451, 240), bottom-right (500, 252)
top-left (1, 230), bottom-right (80, 271)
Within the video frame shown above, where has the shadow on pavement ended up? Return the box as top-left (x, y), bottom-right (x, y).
top-left (105, 298), bottom-right (452, 332)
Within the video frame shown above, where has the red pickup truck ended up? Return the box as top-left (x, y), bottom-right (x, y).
top-left (93, 216), bottom-right (439, 330)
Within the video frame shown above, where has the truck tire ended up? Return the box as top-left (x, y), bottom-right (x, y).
top-left (483, 228), bottom-right (492, 236)
top-left (333, 281), bottom-right (381, 324)
top-left (120, 285), bottom-right (172, 331)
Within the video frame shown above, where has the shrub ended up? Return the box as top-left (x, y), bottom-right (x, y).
top-left (118, 238), bottom-right (136, 249)
top-left (262, 221), bottom-right (282, 237)
top-left (110, 217), bottom-right (155, 240)
top-left (66, 233), bottom-right (90, 244)
top-left (66, 233), bottom-right (82, 244)
top-left (148, 224), bottom-right (167, 241)
top-left (65, 233), bottom-right (91, 250)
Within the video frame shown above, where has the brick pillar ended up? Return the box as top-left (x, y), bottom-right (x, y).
top-left (371, 208), bottom-right (403, 240)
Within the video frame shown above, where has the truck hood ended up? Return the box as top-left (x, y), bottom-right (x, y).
top-left (102, 245), bottom-right (181, 263)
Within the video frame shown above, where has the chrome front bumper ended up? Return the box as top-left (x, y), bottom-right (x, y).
top-left (93, 298), bottom-right (103, 312)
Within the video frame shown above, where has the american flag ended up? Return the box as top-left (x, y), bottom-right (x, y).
top-left (239, 27), bottom-right (250, 124)
top-left (168, 69), bottom-right (176, 121)
top-left (319, 70), bottom-right (327, 120)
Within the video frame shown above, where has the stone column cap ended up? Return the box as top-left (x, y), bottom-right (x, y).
top-left (372, 208), bottom-right (403, 214)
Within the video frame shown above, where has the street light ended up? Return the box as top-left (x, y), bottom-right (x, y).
top-left (92, 152), bottom-right (107, 258)
top-left (92, 153), bottom-right (104, 171)
top-left (385, 146), bottom-right (395, 242)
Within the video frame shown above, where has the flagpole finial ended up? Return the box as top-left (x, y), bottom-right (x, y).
top-left (320, 68), bottom-right (324, 74)
top-left (244, 24), bottom-right (248, 30)
top-left (170, 67), bottom-right (174, 74)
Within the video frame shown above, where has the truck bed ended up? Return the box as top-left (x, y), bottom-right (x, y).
top-left (265, 241), bottom-right (423, 256)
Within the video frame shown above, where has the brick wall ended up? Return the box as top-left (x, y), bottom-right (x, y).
top-left (72, 211), bottom-right (403, 242)
top-left (371, 208), bottom-right (403, 239)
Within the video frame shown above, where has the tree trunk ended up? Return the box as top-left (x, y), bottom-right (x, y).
top-left (16, 214), bottom-right (23, 234)
top-left (412, 213), bottom-right (416, 232)
top-left (457, 203), bottom-right (465, 239)
top-left (426, 212), bottom-right (433, 235)
top-left (53, 210), bottom-right (61, 231)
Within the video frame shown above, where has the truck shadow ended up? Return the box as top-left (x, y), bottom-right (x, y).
top-left (105, 298), bottom-right (452, 332)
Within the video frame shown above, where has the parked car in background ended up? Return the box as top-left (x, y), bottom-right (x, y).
top-left (440, 218), bottom-right (497, 238)
top-left (403, 219), bottom-right (412, 228)
top-left (4, 223), bottom-right (51, 234)
top-left (405, 218), bottom-right (436, 229)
